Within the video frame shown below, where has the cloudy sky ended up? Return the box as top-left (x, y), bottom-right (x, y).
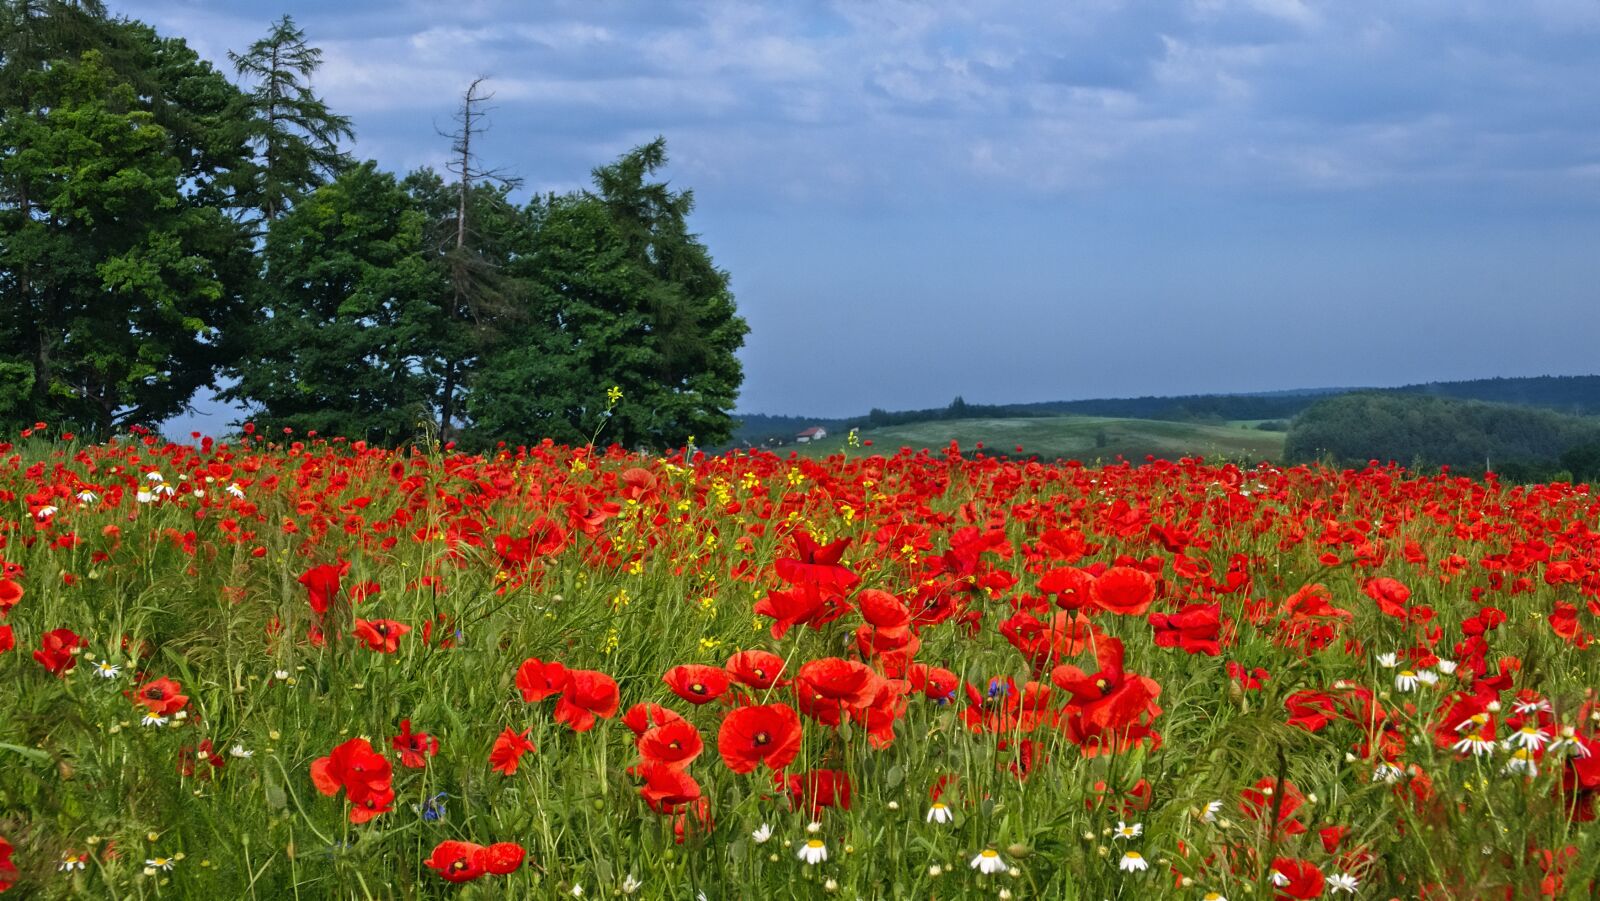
top-left (117, 0), bottom-right (1600, 423)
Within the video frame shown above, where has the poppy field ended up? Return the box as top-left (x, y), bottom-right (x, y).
top-left (1, 427), bottom-right (1598, 899)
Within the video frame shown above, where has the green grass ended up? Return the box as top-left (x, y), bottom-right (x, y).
top-left (796, 415), bottom-right (1286, 462)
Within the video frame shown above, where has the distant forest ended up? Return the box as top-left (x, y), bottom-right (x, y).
top-left (1284, 393), bottom-right (1600, 478)
top-left (733, 375), bottom-right (1600, 446)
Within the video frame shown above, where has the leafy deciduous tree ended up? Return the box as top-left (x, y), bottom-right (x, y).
top-left (221, 162), bottom-right (445, 443)
top-left (469, 139), bottom-right (747, 449)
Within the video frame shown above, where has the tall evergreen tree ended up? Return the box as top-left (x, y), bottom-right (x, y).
top-left (468, 140), bottom-right (747, 449)
top-left (221, 162), bottom-right (445, 443)
top-left (229, 15), bottom-right (352, 225)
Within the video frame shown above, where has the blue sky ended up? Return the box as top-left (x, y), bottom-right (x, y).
top-left (116, 0), bottom-right (1600, 427)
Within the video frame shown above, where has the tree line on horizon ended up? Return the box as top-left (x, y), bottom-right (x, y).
top-left (0, 1), bottom-right (747, 448)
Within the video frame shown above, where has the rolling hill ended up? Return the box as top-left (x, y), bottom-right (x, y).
top-left (792, 415), bottom-right (1285, 462)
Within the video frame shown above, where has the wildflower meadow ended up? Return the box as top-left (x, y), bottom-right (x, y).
top-left (1, 424), bottom-right (1598, 899)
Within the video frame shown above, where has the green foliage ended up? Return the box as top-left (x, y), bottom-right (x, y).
top-left (0, 31), bottom-right (254, 436)
top-left (1283, 392), bottom-right (1600, 470)
top-left (1559, 442), bottom-right (1600, 482)
top-left (220, 162), bottom-right (447, 443)
top-left (469, 140), bottom-right (748, 449)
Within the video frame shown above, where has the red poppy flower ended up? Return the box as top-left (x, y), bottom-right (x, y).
top-left (133, 676), bottom-right (189, 716)
top-left (178, 739), bottom-right (227, 779)
top-left (858, 589), bottom-right (910, 630)
top-left (423, 840), bottom-right (527, 882)
top-left (516, 658), bottom-right (568, 702)
top-left (1561, 734), bottom-right (1600, 820)
top-left (0, 833), bottom-right (14, 892)
top-left (776, 768), bottom-right (852, 816)
top-left (0, 577), bottom-right (22, 614)
top-left (1363, 577), bottom-right (1410, 619)
top-left (33, 627), bottom-right (84, 676)
top-left (907, 663), bottom-right (960, 701)
top-left (481, 842), bottom-right (526, 875)
top-left (618, 466), bottom-right (659, 501)
top-left (0, 624), bottom-right (12, 655)
top-left (774, 531), bottom-right (860, 591)
top-left (1148, 603), bottom-right (1221, 656)
top-left (717, 703), bottom-right (802, 774)
top-left (553, 669), bottom-right (620, 732)
top-left (489, 727), bottom-right (536, 775)
top-left (425, 840), bottom-right (487, 883)
top-left (351, 619), bottom-right (410, 653)
top-left (623, 702), bottom-right (688, 737)
top-left (637, 719), bottom-right (703, 770)
top-left (753, 582), bottom-right (849, 640)
top-left (636, 761), bottom-right (703, 813)
top-left (1241, 777), bottom-right (1308, 838)
top-left (725, 649), bottom-right (787, 689)
top-left (297, 563), bottom-right (344, 615)
top-left (1038, 566), bottom-right (1096, 610)
top-left (663, 664), bottom-right (731, 705)
top-left (1268, 856), bottom-right (1324, 900)
top-left (1090, 567), bottom-right (1157, 616)
top-left (392, 719), bottom-right (439, 769)
top-left (797, 657), bottom-right (880, 708)
top-left (310, 738), bottom-right (394, 823)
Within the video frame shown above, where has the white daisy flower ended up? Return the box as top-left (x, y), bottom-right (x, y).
top-left (1270, 869), bottom-right (1290, 887)
top-left (1550, 727), bottom-right (1590, 758)
top-left (1376, 652), bottom-right (1398, 668)
top-left (76, 490), bottom-right (98, 504)
top-left (35, 505), bottom-right (57, 520)
top-left (1112, 821), bottom-right (1142, 840)
top-left (621, 874), bottom-right (642, 894)
top-left (751, 823), bottom-right (772, 844)
top-left (1508, 725), bottom-right (1550, 751)
top-left (59, 852), bottom-right (88, 872)
top-left (1327, 872), bottom-right (1359, 894)
top-left (145, 855), bottom-right (176, 872)
top-left (1436, 658), bottom-right (1458, 675)
top-left (226, 483), bottom-right (246, 500)
top-left (94, 660), bottom-right (121, 679)
top-left (141, 713), bottom-right (169, 728)
top-left (1514, 696), bottom-right (1553, 714)
top-left (1453, 731), bottom-right (1497, 757)
top-left (1372, 762), bottom-right (1405, 784)
top-left (1118, 851), bottom-right (1149, 873)
top-left (1201, 800), bottom-right (1223, 822)
top-left (229, 744), bottom-right (253, 759)
top-left (1394, 670), bottom-right (1423, 692)
top-left (136, 488), bottom-right (155, 504)
top-left (1503, 748), bottom-right (1539, 776)
top-left (145, 471), bottom-right (165, 483)
top-left (970, 848), bottom-right (1006, 875)
top-left (1201, 892), bottom-right (1229, 901)
top-left (797, 839), bottom-right (828, 865)
top-left (926, 802), bottom-right (953, 824)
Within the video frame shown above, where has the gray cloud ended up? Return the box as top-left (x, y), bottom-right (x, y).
top-left (114, 0), bottom-right (1600, 427)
